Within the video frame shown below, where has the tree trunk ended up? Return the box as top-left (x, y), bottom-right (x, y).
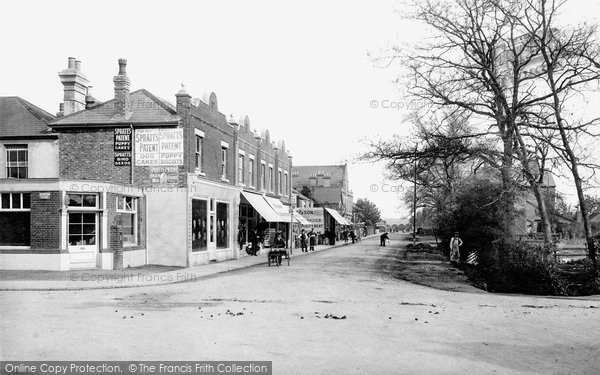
top-left (513, 126), bottom-right (553, 245)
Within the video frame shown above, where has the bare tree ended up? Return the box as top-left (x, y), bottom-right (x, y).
top-left (514, 0), bottom-right (600, 265)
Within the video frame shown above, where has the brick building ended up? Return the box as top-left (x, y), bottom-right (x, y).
top-left (0, 57), bottom-right (296, 270)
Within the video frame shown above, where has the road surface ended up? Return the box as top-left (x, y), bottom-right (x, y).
top-left (1, 234), bottom-right (599, 374)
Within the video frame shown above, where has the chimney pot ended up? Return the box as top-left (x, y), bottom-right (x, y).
top-left (67, 57), bottom-right (76, 69)
top-left (118, 58), bottom-right (127, 75)
top-left (75, 60), bottom-right (82, 71)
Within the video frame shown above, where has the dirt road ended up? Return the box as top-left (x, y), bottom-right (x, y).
top-left (1, 234), bottom-right (598, 374)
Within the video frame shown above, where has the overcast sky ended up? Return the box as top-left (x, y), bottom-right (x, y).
top-left (2, 0), bottom-right (599, 220)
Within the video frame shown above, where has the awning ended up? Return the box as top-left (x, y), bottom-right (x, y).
top-left (264, 196), bottom-right (294, 223)
top-left (263, 196), bottom-right (311, 224)
top-left (325, 208), bottom-right (352, 225)
top-left (241, 191), bottom-right (283, 222)
top-left (293, 210), bottom-right (311, 225)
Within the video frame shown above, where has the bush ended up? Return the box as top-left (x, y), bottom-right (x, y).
top-left (477, 239), bottom-right (568, 295)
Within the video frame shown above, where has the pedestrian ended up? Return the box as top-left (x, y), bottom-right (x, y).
top-left (298, 229), bottom-right (308, 252)
top-left (343, 229), bottom-right (349, 244)
top-left (380, 232), bottom-right (389, 246)
top-left (450, 232), bottom-right (463, 264)
top-left (273, 232), bottom-right (286, 265)
top-left (247, 229), bottom-right (262, 256)
top-left (308, 228), bottom-right (317, 251)
top-left (350, 229), bottom-right (356, 244)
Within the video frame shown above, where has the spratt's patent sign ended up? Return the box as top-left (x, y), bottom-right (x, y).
top-left (134, 129), bottom-right (184, 166)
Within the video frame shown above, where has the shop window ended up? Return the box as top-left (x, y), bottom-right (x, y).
top-left (0, 192), bottom-right (31, 246)
top-left (192, 199), bottom-right (207, 252)
top-left (116, 196), bottom-right (138, 246)
top-left (67, 193), bottom-right (97, 208)
top-left (5, 145), bottom-right (28, 179)
top-left (216, 202), bottom-right (228, 249)
top-left (68, 212), bottom-right (96, 246)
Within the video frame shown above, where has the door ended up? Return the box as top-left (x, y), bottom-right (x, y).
top-left (208, 213), bottom-right (217, 260)
top-left (68, 212), bottom-right (98, 269)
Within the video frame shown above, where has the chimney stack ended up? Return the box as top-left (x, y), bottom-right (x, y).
top-left (113, 58), bottom-right (131, 117)
top-left (58, 57), bottom-right (89, 116)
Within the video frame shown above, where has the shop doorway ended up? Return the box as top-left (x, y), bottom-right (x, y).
top-left (67, 212), bottom-right (98, 269)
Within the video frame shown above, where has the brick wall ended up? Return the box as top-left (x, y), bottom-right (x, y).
top-left (30, 191), bottom-right (61, 249)
top-left (59, 128), bottom-right (186, 188)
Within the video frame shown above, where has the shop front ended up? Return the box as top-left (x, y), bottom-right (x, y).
top-left (188, 176), bottom-right (241, 266)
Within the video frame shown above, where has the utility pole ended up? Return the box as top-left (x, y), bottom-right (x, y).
top-left (413, 151), bottom-right (417, 246)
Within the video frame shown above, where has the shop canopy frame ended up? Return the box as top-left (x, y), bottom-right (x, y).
top-left (325, 207), bottom-right (353, 226)
top-left (263, 196), bottom-right (311, 224)
top-left (241, 191), bottom-right (283, 222)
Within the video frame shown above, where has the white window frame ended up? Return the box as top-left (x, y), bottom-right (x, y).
top-left (238, 151), bottom-right (245, 186)
top-left (0, 192), bottom-right (31, 249)
top-left (116, 195), bottom-right (138, 246)
top-left (284, 171), bottom-right (289, 197)
top-left (0, 192), bottom-right (31, 211)
top-left (278, 168), bottom-right (283, 195)
top-left (194, 129), bottom-right (205, 175)
top-left (268, 164), bottom-right (274, 192)
top-left (260, 160), bottom-right (266, 191)
top-left (66, 193), bottom-right (99, 211)
top-left (221, 142), bottom-right (229, 182)
top-left (248, 155), bottom-right (255, 188)
top-left (5, 144), bottom-right (28, 179)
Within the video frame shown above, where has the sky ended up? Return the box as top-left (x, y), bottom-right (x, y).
top-left (1, 0), bottom-right (599, 220)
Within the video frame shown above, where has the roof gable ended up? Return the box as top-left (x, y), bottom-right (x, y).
top-left (0, 97), bottom-right (56, 138)
top-left (50, 89), bottom-right (179, 127)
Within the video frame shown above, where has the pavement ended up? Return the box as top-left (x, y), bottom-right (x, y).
top-left (0, 237), bottom-right (375, 291)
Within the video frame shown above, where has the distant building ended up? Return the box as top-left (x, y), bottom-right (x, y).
top-left (292, 164), bottom-right (353, 217)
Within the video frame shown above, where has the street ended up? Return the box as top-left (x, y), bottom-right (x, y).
top-left (1, 234), bottom-right (599, 375)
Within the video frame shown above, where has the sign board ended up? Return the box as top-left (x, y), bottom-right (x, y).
top-left (135, 128), bottom-right (184, 166)
top-left (149, 166), bottom-right (179, 186)
top-left (114, 128), bottom-right (132, 151)
top-left (296, 207), bottom-right (324, 230)
top-left (114, 128), bottom-right (132, 166)
top-left (114, 151), bottom-right (132, 166)
top-left (38, 192), bottom-right (51, 200)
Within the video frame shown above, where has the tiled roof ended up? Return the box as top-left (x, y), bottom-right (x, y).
top-left (51, 89), bottom-right (180, 127)
top-left (312, 187), bottom-right (342, 205)
top-left (292, 164), bottom-right (347, 187)
top-left (0, 96), bottom-right (56, 138)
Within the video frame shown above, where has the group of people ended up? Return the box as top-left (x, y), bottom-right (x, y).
top-left (297, 228), bottom-right (317, 252)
